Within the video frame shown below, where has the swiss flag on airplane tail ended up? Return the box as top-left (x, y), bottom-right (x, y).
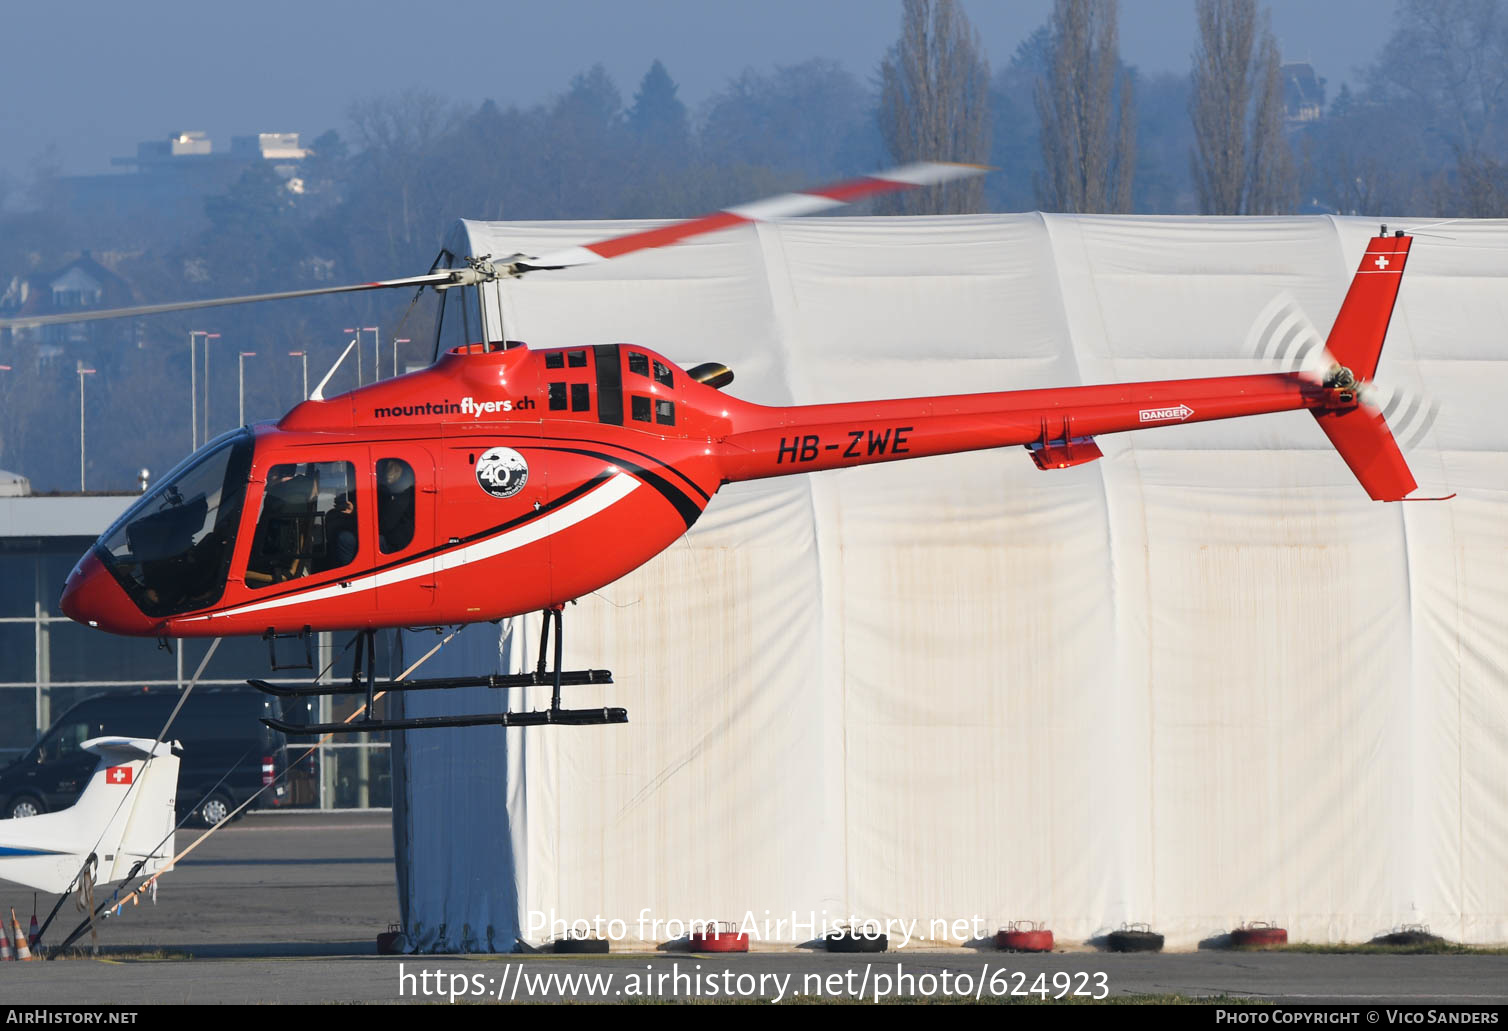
top-left (106, 765), bottom-right (133, 785)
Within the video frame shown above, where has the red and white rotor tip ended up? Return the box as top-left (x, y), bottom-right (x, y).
top-left (520, 161), bottom-right (992, 271)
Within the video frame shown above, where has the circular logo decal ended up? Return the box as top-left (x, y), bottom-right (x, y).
top-left (475, 446), bottom-right (529, 499)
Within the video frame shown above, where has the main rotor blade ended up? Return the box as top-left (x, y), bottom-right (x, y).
top-left (0, 272), bottom-right (454, 330)
top-left (5, 161), bottom-right (989, 329)
top-left (514, 161), bottom-right (991, 272)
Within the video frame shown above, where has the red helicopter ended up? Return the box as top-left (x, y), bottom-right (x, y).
top-left (30, 162), bottom-right (1432, 734)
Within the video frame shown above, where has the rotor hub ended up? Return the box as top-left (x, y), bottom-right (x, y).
top-left (1323, 364), bottom-right (1357, 391)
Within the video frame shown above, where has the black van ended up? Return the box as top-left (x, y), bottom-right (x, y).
top-left (0, 686), bottom-right (296, 826)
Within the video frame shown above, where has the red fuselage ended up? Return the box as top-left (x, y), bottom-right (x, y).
top-left (59, 338), bottom-right (1347, 639)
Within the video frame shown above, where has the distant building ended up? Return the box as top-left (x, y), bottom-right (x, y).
top-left (125, 129), bottom-right (214, 162)
top-left (1282, 63), bottom-right (1325, 125)
top-left (0, 252), bottom-right (138, 362)
top-left (54, 130), bottom-right (308, 235)
top-left (229, 132), bottom-right (308, 164)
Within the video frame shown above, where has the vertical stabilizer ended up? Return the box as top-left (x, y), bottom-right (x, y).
top-left (1313, 232), bottom-right (1419, 501)
top-left (1326, 232), bottom-right (1411, 380)
top-left (0, 737), bottom-right (178, 894)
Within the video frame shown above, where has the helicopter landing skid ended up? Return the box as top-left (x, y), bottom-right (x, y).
top-left (248, 668), bottom-right (613, 698)
top-left (261, 705), bottom-right (628, 735)
top-left (255, 609), bottom-right (627, 734)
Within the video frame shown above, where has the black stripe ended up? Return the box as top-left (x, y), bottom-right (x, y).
top-left (594, 344), bottom-right (624, 426)
top-left (537, 446), bottom-right (705, 530)
top-left (534, 433), bottom-right (712, 502)
top-left (237, 472), bottom-right (614, 607)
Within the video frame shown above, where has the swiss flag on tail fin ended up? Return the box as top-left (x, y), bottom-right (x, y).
top-left (106, 765), bottom-right (134, 785)
top-left (1326, 233), bottom-right (1411, 381)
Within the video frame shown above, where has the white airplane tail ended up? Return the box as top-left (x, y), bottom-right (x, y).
top-left (0, 737), bottom-right (179, 894)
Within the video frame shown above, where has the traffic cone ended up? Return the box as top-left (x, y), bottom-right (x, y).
top-left (28, 912), bottom-right (39, 950)
top-left (11, 910), bottom-right (32, 960)
top-left (0, 919), bottom-right (13, 961)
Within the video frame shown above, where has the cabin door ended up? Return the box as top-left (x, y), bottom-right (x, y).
top-left (370, 444), bottom-right (438, 612)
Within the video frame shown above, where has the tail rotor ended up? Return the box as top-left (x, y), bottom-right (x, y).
top-left (1246, 290), bottom-right (1438, 451)
top-left (1247, 293), bottom-right (1333, 381)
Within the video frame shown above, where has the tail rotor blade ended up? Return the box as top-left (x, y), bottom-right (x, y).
top-left (1246, 293), bottom-right (1333, 380)
top-left (1361, 380), bottom-right (1441, 451)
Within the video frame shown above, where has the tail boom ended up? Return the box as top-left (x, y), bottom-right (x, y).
top-left (719, 372), bottom-right (1325, 481)
top-left (719, 232), bottom-right (1424, 500)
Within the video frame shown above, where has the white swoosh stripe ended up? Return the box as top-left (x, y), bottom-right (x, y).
top-left (200, 472), bottom-right (640, 621)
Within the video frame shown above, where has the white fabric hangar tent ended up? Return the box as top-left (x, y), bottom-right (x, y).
top-left (388, 212), bottom-right (1508, 951)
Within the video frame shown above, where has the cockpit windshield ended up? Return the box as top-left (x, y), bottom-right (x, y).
top-left (97, 430), bottom-right (255, 618)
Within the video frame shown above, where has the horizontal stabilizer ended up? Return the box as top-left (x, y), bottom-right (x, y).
top-left (1027, 437), bottom-right (1103, 470)
top-left (81, 736), bottom-right (176, 763)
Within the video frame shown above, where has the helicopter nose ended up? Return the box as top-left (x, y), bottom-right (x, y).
top-left (60, 550), bottom-right (158, 635)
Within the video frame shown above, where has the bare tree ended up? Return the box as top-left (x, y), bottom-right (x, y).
top-left (1189, 0), bottom-right (1295, 214)
top-left (345, 91), bottom-right (464, 266)
top-left (1366, 0), bottom-right (1508, 215)
top-left (1035, 0), bottom-right (1136, 213)
top-left (1244, 30), bottom-right (1295, 213)
top-left (1303, 87), bottom-right (1423, 215)
top-left (877, 0), bottom-right (991, 214)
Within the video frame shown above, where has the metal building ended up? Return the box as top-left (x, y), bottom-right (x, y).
top-left (390, 214), bottom-right (1508, 951)
top-left (0, 485), bottom-right (390, 808)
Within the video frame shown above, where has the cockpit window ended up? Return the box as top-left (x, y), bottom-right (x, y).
top-left (245, 461), bottom-right (358, 588)
top-left (97, 430), bottom-right (255, 618)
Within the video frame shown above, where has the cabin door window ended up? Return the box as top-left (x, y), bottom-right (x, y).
top-left (245, 460), bottom-right (360, 588)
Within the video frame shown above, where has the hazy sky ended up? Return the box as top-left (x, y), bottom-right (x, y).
top-left (2, 0), bottom-right (1398, 181)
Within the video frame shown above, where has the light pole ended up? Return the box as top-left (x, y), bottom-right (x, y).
top-left (189, 330), bottom-right (203, 451)
top-left (363, 327), bottom-right (380, 380)
top-left (77, 364), bottom-right (96, 492)
top-left (238, 351), bottom-right (256, 426)
top-left (201, 332), bottom-right (220, 442)
top-left (394, 338), bottom-right (410, 377)
top-left (344, 327), bottom-right (361, 385)
top-left (289, 350), bottom-right (308, 400)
